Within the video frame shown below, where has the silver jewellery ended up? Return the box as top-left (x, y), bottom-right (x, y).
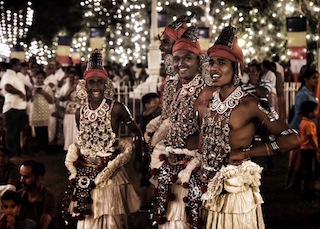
top-left (77, 99), bottom-right (116, 155)
top-left (83, 99), bottom-right (110, 122)
top-left (76, 79), bottom-right (115, 101)
top-left (201, 86), bottom-right (245, 175)
top-left (104, 78), bottom-right (115, 100)
top-left (280, 128), bottom-right (298, 136)
top-left (199, 53), bottom-right (212, 86)
top-left (257, 99), bottom-right (279, 122)
top-left (232, 63), bottom-right (242, 86)
top-left (167, 74), bottom-right (205, 148)
top-left (210, 86), bottom-right (245, 114)
top-left (76, 80), bottom-right (88, 101)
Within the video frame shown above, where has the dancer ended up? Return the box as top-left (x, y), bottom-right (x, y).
top-left (198, 25), bottom-right (300, 228)
top-left (65, 50), bottom-right (142, 228)
top-left (150, 26), bottom-right (211, 228)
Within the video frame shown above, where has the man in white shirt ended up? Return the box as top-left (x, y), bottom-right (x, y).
top-left (0, 58), bottom-right (27, 157)
top-left (44, 63), bottom-right (58, 143)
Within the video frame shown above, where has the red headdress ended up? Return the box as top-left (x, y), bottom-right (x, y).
top-left (172, 26), bottom-right (201, 56)
top-left (163, 12), bottom-right (195, 41)
top-left (83, 49), bottom-right (109, 81)
top-left (207, 26), bottom-right (244, 68)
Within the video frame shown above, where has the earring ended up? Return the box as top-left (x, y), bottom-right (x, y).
top-left (232, 63), bottom-right (242, 86)
top-left (76, 79), bottom-right (88, 101)
top-left (164, 54), bottom-right (178, 80)
top-left (199, 53), bottom-right (212, 86)
top-left (104, 79), bottom-right (115, 100)
top-left (233, 74), bottom-right (240, 86)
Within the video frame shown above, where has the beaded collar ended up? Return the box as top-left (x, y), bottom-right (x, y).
top-left (83, 99), bottom-right (110, 122)
top-left (201, 86), bottom-right (246, 172)
top-left (210, 86), bottom-right (244, 114)
top-left (167, 74), bottom-right (205, 148)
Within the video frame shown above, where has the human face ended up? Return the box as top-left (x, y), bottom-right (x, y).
top-left (46, 64), bottom-right (55, 75)
top-left (86, 76), bottom-right (106, 104)
top-left (305, 73), bottom-right (319, 90)
top-left (173, 50), bottom-right (199, 84)
top-left (146, 98), bottom-right (160, 110)
top-left (35, 74), bottom-right (45, 86)
top-left (209, 57), bottom-right (234, 88)
top-left (159, 33), bottom-right (175, 60)
top-left (248, 66), bottom-right (260, 85)
top-left (1, 199), bottom-right (21, 218)
top-left (20, 165), bottom-right (37, 191)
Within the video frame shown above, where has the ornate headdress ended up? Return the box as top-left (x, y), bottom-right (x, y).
top-left (172, 26), bottom-right (201, 55)
top-left (163, 12), bottom-right (195, 41)
top-left (83, 49), bottom-right (109, 81)
top-left (207, 25), bottom-right (244, 68)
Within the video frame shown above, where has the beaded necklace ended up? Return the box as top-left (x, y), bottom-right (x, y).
top-left (167, 74), bottom-right (205, 148)
top-left (201, 86), bottom-right (245, 172)
top-left (160, 75), bottom-right (179, 121)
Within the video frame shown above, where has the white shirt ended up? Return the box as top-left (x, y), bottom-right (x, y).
top-left (261, 70), bottom-right (277, 95)
top-left (0, 69), bottom-right (27, 112)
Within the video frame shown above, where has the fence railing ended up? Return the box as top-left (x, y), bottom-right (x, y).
top-left (115, 81), bottom-right (301, 136)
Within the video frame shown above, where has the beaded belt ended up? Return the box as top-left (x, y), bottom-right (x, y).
top-left (167, 152), bottom-right (192, 165)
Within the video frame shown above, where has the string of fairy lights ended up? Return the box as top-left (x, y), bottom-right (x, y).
top-left (0, 0), bottom-right (318, 65)
top-left (0, 1), bottom-right (34, 59)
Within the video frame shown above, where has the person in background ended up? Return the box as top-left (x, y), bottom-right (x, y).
top-left (261, 60), bottom-right (279, 114)
top-left (299, 100), bottom-right (320, 200)
top-left (138, 92), bottom-right (161, 211)
top-left (242, 61), bottom-right (270, 98)
top-left (0, 148), bottom-right (19, 195)
top-left (298, 52), bottom-right (316, 83)
top-left (287, 68), bottom-right (319, 191)
top-left (29, 70), bottom-right (54, 153)
top-left (19, 160), bottom-right (57, 229)
top-left (0, 58), bottom-right (27, 157)
top-left (44, 63), bottom-right (58, 144)
top-left (65, 50), bottom-right (142, 228)
top-left (59, 71), bottom-right (81, 152)
top-left (0, 190), bottom-right (37, 229)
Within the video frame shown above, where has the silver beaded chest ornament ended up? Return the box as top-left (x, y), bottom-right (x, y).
top-left (167, 74), bottom-right (205, 148)
top-left (70, 99), bottom-right (117, 219)
top-left (200, 86), bottom-right (246, 180)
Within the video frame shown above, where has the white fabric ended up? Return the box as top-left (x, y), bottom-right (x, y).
top-left (0, 69), bottom-right (27, 113)
top-left (150, 146), bottom-right (199, 228)
top-left (63, 114), bottom-right (78, 151)
top-left (0, 184), bottom-right (16, 196)
top-left (202, 160), bottom-right (265, 229)
top-left (17, 72), bottom-right (33, 89)
top-left (55, 68), bottom-right (65, 81)
top-left (44, 73), bottom-right (58, 87)
top-left (261, 70), bottom-right (277, 95)
top-left (48, 103), bottom-right (57, 143)
top-left (76, 213), bottom-right (128, 229)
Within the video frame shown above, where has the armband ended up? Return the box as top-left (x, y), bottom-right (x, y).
top-left (257, 99), bottom-right (279, 122)
top-left (132, 135), bottom-right (144, 142)
top-left (280, 128), bottom-right (298, 136)
top-left (270, 139), bottom-right (281, 155)
top-left (125, 119), bottom-right (134, 125)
